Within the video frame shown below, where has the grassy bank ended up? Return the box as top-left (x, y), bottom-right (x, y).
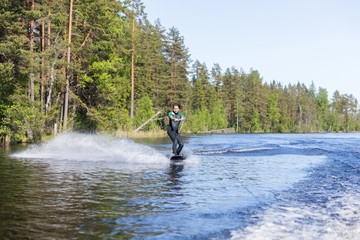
top-left (114, 129), bottom-right (168, 139)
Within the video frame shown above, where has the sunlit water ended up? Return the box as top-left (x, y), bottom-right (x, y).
top-left (1, 132), bottom-right (360, 239)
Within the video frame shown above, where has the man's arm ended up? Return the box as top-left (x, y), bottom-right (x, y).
top-left (169, 112), bottom-right (178, 121)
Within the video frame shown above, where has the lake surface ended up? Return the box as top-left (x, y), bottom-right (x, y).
top-left (1, 132), bottom-right (360, 239)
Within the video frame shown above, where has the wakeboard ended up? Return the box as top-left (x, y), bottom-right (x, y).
top-left (170, 155), bottom-right (185, 161)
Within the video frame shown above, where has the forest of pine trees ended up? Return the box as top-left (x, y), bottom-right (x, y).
top-left (1, 0), bottom-right (360, 145)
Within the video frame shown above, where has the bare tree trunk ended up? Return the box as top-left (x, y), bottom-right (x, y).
top-left (54, 93), bottom-right (60, 135)
top-left (41, 7), bottom-right (45, 114)
top-left (64, 0), bottom-right (73, 130)
top-left (46, 50), bottom-right (61, 114)
top-left (60, 91), bottom-right (64, 131)
top-left (39, 17), bottom-right (46, 136)
top-left (29, 0), bottom-right (35, 102)
top-left (45, 3), bottom-right (52, 114)
top-left (71, 28), bottom-right (92, 61)
top-left (45, 2), bottom-right (51, 113)
top-left (134, 111), bottom-right (163, 132)
top-left (45, 65), bottom-right (55, 114)
top-left (130, 0), bottom-right (135, 118)
top-left (26, 0), bottom-right (35, 142)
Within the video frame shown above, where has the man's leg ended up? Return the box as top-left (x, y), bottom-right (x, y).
top-left (175, 134), bottom-right (184, 155)
top-left (167, 130), bottom-right (177, 154)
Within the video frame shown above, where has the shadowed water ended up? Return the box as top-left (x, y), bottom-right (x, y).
top-left (1, 133), bottom-right (360, 239)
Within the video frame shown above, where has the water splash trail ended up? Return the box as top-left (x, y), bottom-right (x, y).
top-left (11, 132), bottom-right (168, 164)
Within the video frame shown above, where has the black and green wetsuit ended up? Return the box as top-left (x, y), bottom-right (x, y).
top-left (167, 112), bottom-right (184, 155)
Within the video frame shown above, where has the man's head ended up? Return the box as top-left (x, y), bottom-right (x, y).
top-left (173, 103), bottom-right (181, 113)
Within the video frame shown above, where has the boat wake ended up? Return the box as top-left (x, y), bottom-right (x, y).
top-left (230, 190), bottom-right (360, 240)
top-left (195, 147), bottom-right (278, 155)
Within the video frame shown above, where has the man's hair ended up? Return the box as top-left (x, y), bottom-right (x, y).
top-left (173, 103), bottom-right (181, 109)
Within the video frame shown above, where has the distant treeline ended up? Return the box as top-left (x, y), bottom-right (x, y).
top-left (1, 0), bottom-right (359, 145)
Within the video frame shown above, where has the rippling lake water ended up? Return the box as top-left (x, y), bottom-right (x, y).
top-left (1, 133), bottom-right (360, 239)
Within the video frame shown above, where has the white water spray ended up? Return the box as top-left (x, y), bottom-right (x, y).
top-left (12, 132), bottom-right (168, 163)
top-left (230, 191), bottom-right (360, 240)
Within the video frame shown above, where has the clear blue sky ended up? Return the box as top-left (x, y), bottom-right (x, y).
top-left (142, 0), bottom-right (360, 101)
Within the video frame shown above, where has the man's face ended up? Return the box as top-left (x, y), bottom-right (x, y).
top-left (173, 106), bottom-right (179, 113)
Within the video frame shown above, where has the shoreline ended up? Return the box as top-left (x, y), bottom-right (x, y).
top-left (2, 130), bottom-right (360, 147)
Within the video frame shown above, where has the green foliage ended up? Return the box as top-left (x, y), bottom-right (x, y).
top-left (186, 99), bottom-right (227, 134)
top-left (134, 96), bottom-right (155, 130)
top-left (188, 109), bottom-right (211, 133)
top-left (192, 80), bottom-right (206, 110)
top-left (267, 93), bottom-right (281, 132)
top-left (165, 27), bottom-right (191, 108)
top-left (2, 96), bottom-right (42, 143)
top-left (250, 109), bottom-right (261, 133)
top-left (316, 87), bottom-right (330, 131)
top-left (211, 99), bottom-right (228, 130)
top-left (1, 0), bottom-right (360, 145)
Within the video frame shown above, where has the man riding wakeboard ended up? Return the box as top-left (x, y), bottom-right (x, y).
top-left (167, 103), bottom-right (184, 156)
